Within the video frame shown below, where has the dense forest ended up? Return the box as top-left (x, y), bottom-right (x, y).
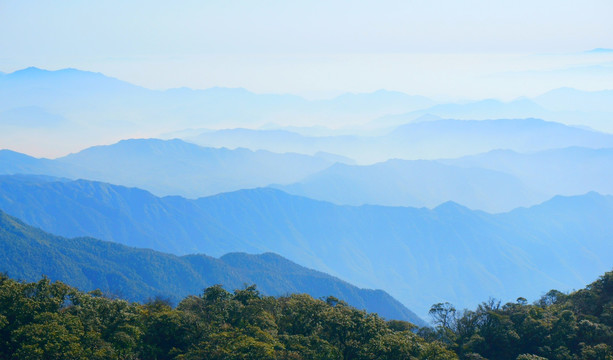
top-left (1, 270), bottom-right (611, 360)
top-left (422, 270), bottom-right (613, 360)
top-left (0, 208), bottom-right (422, 324)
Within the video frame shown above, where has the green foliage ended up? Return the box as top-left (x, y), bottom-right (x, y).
top-left (3, 267), bottom-right (612, 359)
top-left (426, 270), bottom-right (613, 360)
top-left (0, 275), bottom-right (450, 360)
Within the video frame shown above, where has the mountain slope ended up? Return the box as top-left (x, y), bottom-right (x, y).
top-left (442, 147), bottom-right (613, 197)
top-left (0, 67), bottom-right (437, 157)
top-left (384, 118), bottom-right (613, 159)
top-left (0, 209), bottom-right (424, 325)
top-left (533, 87), bottom-right (613, 113)
top-left (1, 175), bottom-right (611, 317)
top-left (0, 138), bottom-right (337, 198)
top-left (0, 150), bottom-right (62, 174)
top-left (185, 118), bottom-right (613, 163)
top-left (275, 158), bottom-right (542, 212)
top-left (4, 67), bottom-right (613, 159)
top-left (375, 94), bottom-right (613, 133)
top-left (377, 99), bottom-right (548, 124)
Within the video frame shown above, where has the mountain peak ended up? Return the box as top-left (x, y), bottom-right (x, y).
top-left (508, 192), bottom-right (613, 216)
top-left (433, 200), bottom-right (471, 213)
top-left (4, 67), bottom-right (143, 93)
top-left (9, 66), bottom-right (49, 77)
top-left (9, 67), bottom-right (94, 77)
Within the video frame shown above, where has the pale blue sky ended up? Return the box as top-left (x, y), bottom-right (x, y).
top-left (1, 0), bottom-right (613, 98)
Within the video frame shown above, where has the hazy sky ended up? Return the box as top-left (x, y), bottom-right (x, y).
top-left (1, 0), bottom-right (613, 99)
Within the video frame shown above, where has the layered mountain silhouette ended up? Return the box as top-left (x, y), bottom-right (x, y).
top-left (373, 99), bottom-right (548, 126)
top-left (185, 118), bottom-right (613, 163)
top-left (533, 87), bottom-right (613, 113)
top-left (0, 67), bottom-right (436, 156)
top-left (0, 139), bottom-right (339, 198)
top-left (275, 159), bottom-right (541, 212)
top-left (4, 66), bottom-right (613, 320)
top-left (4, 67), bottom-right (613, 159)
top-left (0, 209), bottom-right (424, 325)
top-left (1, 175), bottom-right (611, 317)
top-left (5, 135), bottom-right (609, 211)
top-left (274, 146), bottom-right (613, 212)
top-left (442, 147), bottom-right (613, 197)
top-left (373, 90), bottom-right (613, 133)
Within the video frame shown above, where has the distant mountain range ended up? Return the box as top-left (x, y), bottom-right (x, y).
top-left (0, 67), bottom-right (436, 157)
top-left (275, 158), bottom-right (541, 212)
top-left (0, 138), bottom-right (339, 198)
top-left (372, 89), bottom-right (613, 133)
top-left (442, 147), bottom-right (613, 198)
top-left (3, 67), bottom-right (613, 158)
top-left (185, 118), bottom-right (613, 163)
top-left (0, 68), bottom-right (435, 123)
top-left (373, 98), bottom-right (548, 126)
top-left (0, 209), bottom-right (424, 325)
top-left (274, 146), bottom-right (613, 212)
top-left (533, 87), bottom-right (613, 113)
top-left (3, 66), bottom-right (613, 319)
top-left (1, 174), bottom-right (611, 318)
top-left (3, 137), bottom-right (613, 211)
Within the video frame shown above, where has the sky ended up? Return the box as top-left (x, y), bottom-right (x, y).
top-left (1, 0), bottom-right (613, 99)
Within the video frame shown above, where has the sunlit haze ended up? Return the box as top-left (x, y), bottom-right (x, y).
top-left (1, 0), bottom-right (613, 99)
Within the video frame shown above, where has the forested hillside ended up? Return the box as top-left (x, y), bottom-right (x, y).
top-left (423, 271), bottom-right (613, 360)
top-left (1, 174), bottom-right (611, 316)
top-left (0, 209), bottom-right (422, 324)
top-left (0, 270), bottom-right (611, 359)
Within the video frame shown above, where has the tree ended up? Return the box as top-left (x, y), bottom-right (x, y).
top-left (430, 302), bottom-right (457, 329)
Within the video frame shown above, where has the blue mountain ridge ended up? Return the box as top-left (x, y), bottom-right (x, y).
top-left (0, 174), bottom-right (611, 318)
top-left (0, 208), bottom-right (425, 325)
top-left (0, 139), bottom-right (339, 198)
top-left (5, 138), bottom-right (613, 211)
